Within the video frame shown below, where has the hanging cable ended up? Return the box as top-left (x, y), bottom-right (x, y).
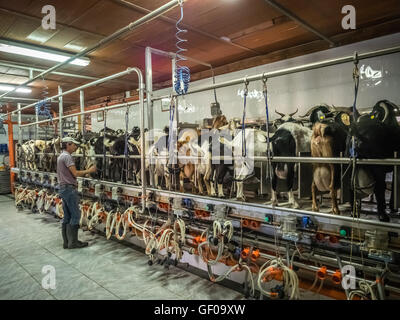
top-left (122, 107), bottom-right (130, 183)
top-left (263, 74), bottom-right (273, 183)
top-left (102, 111), bottom-right (107, 181)
top-left (352, 52), bottom-right (360, 123)
top-left (210, 67), bottom-right (218, 103)
top-left (242, 78), bottom-right (249, 157)
top-left (168, 97), bottom-right (175, 153)
top-left (174, 0), bottom-right (190, 95)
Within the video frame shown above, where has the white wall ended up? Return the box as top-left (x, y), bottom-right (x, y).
top-left (93, 32), bottom-right (400, 132)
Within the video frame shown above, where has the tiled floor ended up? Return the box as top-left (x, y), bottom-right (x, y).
top-left (0, 195), bottom-right (244, 300)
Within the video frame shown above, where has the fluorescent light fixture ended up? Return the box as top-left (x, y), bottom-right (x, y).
top-left (0, 84), bottom-right (32, 94)
top-left (0, 41), bottom-right (90, 66)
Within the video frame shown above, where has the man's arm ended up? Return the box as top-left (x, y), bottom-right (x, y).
top-left (68, 165), bottom-right (96, 178)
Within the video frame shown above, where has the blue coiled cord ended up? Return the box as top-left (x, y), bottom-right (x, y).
top-left (174, 3), bottom-right (190, 95)
top-left (35, 84), bottom-right (52, 120)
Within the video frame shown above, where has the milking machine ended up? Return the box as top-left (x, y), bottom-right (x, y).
top-left (11, 40), bottom-right (400, 300)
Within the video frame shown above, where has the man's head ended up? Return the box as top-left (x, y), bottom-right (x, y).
top-left (61, 137), bottom-right (80, 153)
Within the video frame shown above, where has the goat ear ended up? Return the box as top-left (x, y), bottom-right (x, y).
top-left (185, 136), bottom-right (190, 142)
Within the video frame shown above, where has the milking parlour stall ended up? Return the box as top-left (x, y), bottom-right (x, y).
top-left (1, 0), bottom-right (400, 310)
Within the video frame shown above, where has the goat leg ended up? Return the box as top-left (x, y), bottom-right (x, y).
top-left (330, 188), bottom-right (340, 215)
top-left (311, 180), bottom-right (319, 212)
top-left (328, 165), bottom-right (340, 215)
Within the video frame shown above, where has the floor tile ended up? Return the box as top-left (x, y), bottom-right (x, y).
top-left (69, 287), bottom-right (119, 300)
top-left (17, 289), bottom-right (56, 300)
top-left (128, 286), bottom-right (183, 300)
top-left (45, 273), bottom-right (103, 300)
top-left (0, 276), bottom-right (43, 300)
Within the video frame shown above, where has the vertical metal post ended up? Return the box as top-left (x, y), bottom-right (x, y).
top-left (139, 74), bottom-right (146, 212)
top-left (340, 152), bottom-right (344, 204)
top-left (17, 103), bottom-right (22, 146)
top-left (58, 86), bottom-right (63, 139)
top-left (80, 90), bottom-right (85, 132)
top-left (17, 103), bottom-right (22, 182)
top-left (172, 57), bottom-right (176, 92)
top-left (298, 151), bottom-right (301, 199)
top-left (171, 57), bottom-right (179, 128)
top-left (35, 109), bottom-right (39, 141)
top-left (145, 47), bottom-right (154, 187)
top-left (145, 47), bottom-right (154, 134)
top-left (29, 69), bottom-right (33, 79)
top-left (394, 151), bottom-right (398, 210)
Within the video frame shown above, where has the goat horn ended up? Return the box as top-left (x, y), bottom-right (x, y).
top-left (289, 108), bottom-right (299, 117)
top-left (299, 105), bottom-right (321, 118)
top-left (275, 110), bottom-right (285, 117)
top-left (381, 101), bottom-right (389, 124)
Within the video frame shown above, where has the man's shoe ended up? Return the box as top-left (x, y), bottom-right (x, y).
top-left (67, 224), bottom-right (88, 249)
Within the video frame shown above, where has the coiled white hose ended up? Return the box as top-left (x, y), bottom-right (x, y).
top-left (105, 209), bottom-right (117, 239)
top-left (348, 280), bottom-right (377, 300)
top-left (79, 201), bottom-right (93, 227)
top-left (88, 202), bottom-right (103, 231)
top-left (257, 258), bottom-right (300, 300)
top-left (55, 198), bottom-right (64, 218)
top-left (36, 190), bottom-right (46, 214)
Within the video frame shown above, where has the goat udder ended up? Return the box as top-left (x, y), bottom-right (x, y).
top-left (275, 165), bottom-right (288, 179)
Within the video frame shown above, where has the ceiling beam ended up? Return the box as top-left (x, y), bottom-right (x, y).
top-left (110, 0), bottom-right (263, 55)
top-left (264, 0), bottom-right (335, 47)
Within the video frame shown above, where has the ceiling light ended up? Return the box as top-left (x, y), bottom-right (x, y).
top-left (220, 36), bottom-right (231, 42)
top-left (0, 84), bottom-right (32, 94)
top-left (0, 40), bottom-right (90, 66)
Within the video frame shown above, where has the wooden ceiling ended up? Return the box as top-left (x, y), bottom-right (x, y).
top-left (0, 0), bottom-right (399, 113)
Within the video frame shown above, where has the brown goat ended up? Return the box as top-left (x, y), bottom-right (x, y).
top-left (311, 122), bottom-right (340, 215)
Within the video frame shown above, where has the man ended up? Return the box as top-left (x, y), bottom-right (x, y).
top-left (57, 137), bottom-right (96, 249)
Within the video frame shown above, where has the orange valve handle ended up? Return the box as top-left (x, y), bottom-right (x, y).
top-left (262, 267), bottom-right (283, 282)
top-left (332, 269), bottom-right (342, 285)
top-left (329, 235), bottom-right (339, 244)
top-left (250, 220), bottom-right (260, 229)
top-left (315, 232), bottom-right (325, 241)
top-left (250, 249), bottom-right (260, 262)
top-left (317, 266), bottom-right (327, 280)
top-left (241, 247), bottom-right (250, 260)
top-left (193, 236), bottom-right (201, 244)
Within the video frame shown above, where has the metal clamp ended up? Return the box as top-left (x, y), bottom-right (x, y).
top-left (244, 76), bottom-right (249, 96)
